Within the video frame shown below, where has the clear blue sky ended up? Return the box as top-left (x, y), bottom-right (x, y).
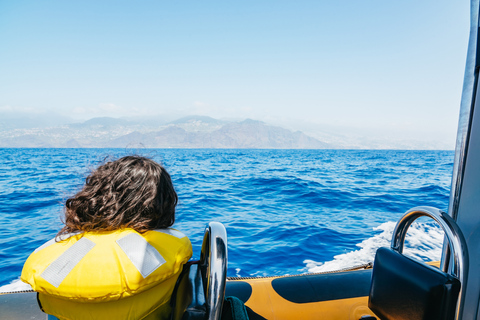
top-left (0, 0), bottom-right (470, 147)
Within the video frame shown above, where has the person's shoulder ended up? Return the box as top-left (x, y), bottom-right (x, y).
top-left (151, 228), bottom-right (189, 240)
top-left (146, 228), bottom-right (192, 261)
top-left (146, 228), bottom-right (192, 250)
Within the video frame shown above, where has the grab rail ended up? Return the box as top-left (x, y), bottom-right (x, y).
top-left (200, 222), bottom-right (228, 320)
top-left (391, 206), bottom-right (468, 320)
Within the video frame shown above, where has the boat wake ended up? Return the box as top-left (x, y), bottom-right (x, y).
top-left (304, 221), bottom-right (444, 273)
top-left (0, 279), bottom-right (32, 294)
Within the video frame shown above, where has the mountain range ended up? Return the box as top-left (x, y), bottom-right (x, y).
top-left (0, 116), bottom-right (331, 149)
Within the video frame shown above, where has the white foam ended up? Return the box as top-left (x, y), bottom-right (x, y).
top-left (402, 221), bottom-right (444, 261)
top-left (0, 278), bottom-right (33, 293)
top-left (235, 268), bottom-right (241, 278)
top-left (304, 221), bottom-right (444, 273)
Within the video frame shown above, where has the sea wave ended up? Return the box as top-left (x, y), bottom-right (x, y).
top-left (304, 220), bottom-right (444, 273)
top-left (0, 149), bottom-right (453, 286)
top-left (0, 279), bottom-right (31, 293)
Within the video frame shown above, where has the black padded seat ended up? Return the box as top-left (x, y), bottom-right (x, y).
top-left (170, 262), bottom-right (207, 320)
top-left (368, 206), bottom-right (467, 320)
top-left (369, 247), bottom-right (460, 320)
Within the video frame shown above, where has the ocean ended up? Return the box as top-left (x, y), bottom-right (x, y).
top-left (0, 148), bottom-right (453, 288)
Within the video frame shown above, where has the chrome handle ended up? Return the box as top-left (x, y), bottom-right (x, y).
top-left (200, 222), bottom-right (228, 320)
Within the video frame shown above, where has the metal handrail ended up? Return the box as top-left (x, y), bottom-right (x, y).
top-left (200, 222), bottom-right (228, 320)
top-left (391, 206), bottom-right (469, 320)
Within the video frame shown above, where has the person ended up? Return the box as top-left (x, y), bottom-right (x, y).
top-left (21, 156), bottom-right (192, 320)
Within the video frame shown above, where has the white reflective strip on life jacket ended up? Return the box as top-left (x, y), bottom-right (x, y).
top-left (116, 233), bottom-right (166, 278)
top-left (154, 228), bottom-right (186, 239)
top-left (41, 237), bottom-right (96, 288)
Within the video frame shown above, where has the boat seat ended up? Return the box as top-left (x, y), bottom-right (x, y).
top-left (368, 206), bottom-right (467, 320)
top-left (369, 247), bottom-right (460, 320)
top-left (170, 262), bottom-right (207, 320)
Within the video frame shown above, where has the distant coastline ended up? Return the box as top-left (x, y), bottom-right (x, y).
top-left (0, 115), bottom-right (453, 150)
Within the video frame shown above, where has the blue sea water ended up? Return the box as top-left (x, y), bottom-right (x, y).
top-left (0, 148), bottom-right (454, 287)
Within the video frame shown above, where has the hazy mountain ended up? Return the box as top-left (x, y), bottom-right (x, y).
top-left (0, 116), bottom-right (331, 149)
top-left (0, 114), bottom-right (452, 149)
top-left (213, 119), bottom-right (328, 148)
top-left (107, 119), bottom-right (330, 149)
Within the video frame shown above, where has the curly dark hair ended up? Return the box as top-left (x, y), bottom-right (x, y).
top-left (58, 156), bottom-right (177, 236)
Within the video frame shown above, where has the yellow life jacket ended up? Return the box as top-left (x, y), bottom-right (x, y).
top-left (21, 228), bottom-right (192, 320)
